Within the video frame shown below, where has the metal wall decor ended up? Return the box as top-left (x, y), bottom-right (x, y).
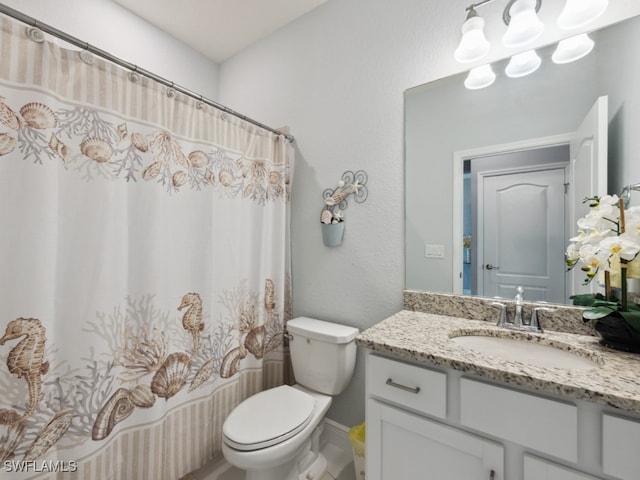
top-left (320, 170), bottom-right (369, 247)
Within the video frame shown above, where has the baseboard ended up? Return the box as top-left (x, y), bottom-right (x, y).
top-left (321, 418), bottom-right (352, 453)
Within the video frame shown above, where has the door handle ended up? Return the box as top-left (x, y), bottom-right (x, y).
top-left (484, 264), bottom-right (499, 270)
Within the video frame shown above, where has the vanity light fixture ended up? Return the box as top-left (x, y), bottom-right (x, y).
top-left (551, 33), bottom-right (595, 64)
top-left (505, 49), bottom-right (541, 77)
top-left (457, 0), bottom-right (607, 90)
top-left (464, 64), bottom-right (496, 89)
top-left (558, 0), bottom-right (609, 30)
top-left (502, 0), bottom-right (544, 48)
top-left (454, 7), bottom-right (491, 63)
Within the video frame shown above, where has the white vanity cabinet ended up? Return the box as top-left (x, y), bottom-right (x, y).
top-left (523, 455), bottom-right (601, 480)
top-left (367, 399), bottom-right (503, 479)
top-left (365, 352), bottom-right (640, 480)
top-left (366, 353), bottom-right (503, 480)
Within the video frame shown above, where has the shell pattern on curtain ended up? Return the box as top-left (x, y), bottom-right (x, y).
top-left (0, 15), bottom-right (292, 480)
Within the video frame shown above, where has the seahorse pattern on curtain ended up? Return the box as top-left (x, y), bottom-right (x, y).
top-left (0, 14), bottom-right (293, 480)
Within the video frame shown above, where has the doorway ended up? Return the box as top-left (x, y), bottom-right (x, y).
top-left (464, 145), bottom-right (569, 304)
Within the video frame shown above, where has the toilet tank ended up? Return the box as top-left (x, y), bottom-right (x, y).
top-left (286, 317), bottom-right (359, 395)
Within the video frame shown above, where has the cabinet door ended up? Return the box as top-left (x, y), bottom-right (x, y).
top-left (524, 455), bottom-right (600, 480)
top-left (367, 399), bottom-right (503, 480)
top-left (602, 413), bottom-right (640, 480)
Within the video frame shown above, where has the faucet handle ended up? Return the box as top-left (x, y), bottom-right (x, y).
top-left (515, 286), bottom-right (524, 303)
top-left (488, 301), bottom-right (508, 327)
top-left (530, 306), bottom-right (556, 332)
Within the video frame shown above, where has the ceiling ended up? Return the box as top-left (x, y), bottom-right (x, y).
top-left (114, 0), bottom-right (328, 64)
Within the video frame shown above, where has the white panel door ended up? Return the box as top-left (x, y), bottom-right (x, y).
top-left (480, 168), bottom-right (566, 303)
top-left (568, 96), bottom-right (608, 297)
top-left (366, 399), bottom-right (504, 480)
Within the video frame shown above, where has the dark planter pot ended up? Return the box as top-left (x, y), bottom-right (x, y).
top-left (594, 315), bottom-right (640, 353)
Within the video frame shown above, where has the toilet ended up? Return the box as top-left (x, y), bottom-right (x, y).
top-left (222, 316), bottom-right (359, 480)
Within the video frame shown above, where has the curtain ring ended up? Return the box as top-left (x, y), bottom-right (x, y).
top-left (128, 71), bottom-right (140, 83)
top-left (79, 50), bottom-right (95, 65)
top-left (26, 26), bottom-right (45, 43)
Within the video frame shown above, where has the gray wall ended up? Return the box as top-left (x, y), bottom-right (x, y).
top-left (219, 0), bottom-right (640, 428)
top-left (3, 0), bottom-right (640, 430)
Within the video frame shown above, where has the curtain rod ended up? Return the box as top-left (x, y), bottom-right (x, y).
top-left (0, 4), bottom-right (294, 143)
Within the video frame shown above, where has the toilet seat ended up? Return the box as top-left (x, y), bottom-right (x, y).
top-left (223, 385), bottom-right (315, 451)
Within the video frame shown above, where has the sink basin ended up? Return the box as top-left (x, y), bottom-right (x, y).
top-left (449, 331), bottom-right (602, 370)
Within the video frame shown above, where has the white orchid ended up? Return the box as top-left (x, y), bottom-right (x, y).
top-left (567, 195), bottom-right (640, 285)
top-left (599, 236), bottom-right (640, 262)
top-left (565, 243), bottom-right (579, 266)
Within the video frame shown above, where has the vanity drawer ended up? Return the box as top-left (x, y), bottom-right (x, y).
top-left (460, 377), bottom-right (578, 462)
top-left (367, 354), bottom-right (446, 419)
top-left (602, 413), bottom-right (640, 480)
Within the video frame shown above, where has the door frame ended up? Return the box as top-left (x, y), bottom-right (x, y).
top-left (452, 133), bottom-right (573, 295)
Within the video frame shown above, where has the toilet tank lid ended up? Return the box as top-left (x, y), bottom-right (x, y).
top-left (287, 317), bottom-right (359, 344)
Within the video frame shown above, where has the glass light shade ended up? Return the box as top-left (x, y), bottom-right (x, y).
top-left (558, 0), bottom-right (608, 30)
top-left (502, 0), bottom-right (544, 48)
top-left (505, 50), bottom-right (541, 78)
top-left (464, 65), bottom-right (496, 90)
top-left (552, 34), bottom-right (595, 64)
top-left (454, 14), bottom-right (491, 63)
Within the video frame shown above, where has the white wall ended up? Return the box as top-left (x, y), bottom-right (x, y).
top-left (218, 0), bottom-right (640, 427)
top-left (0, 0), bottom-right (219, 99)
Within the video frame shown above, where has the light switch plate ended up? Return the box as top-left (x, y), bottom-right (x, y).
top-left (425, 244), bottom-right (445, 259)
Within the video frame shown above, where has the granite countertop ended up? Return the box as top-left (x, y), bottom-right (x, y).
top-left (357, 309), bottom-right (640, 413)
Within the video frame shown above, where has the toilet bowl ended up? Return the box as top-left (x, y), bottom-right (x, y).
top-left (221, 317), bottom-right (358, 480)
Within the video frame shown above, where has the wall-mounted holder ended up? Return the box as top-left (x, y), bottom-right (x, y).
top-left (320, 170), bottom-right (368, 247)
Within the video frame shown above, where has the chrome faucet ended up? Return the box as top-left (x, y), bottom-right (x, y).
top-left (513, 286), bottom-right (524, 328)
top-left (487, 287), bottom-right (552, 333)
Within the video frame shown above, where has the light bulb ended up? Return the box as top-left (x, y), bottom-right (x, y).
top-left (503, 0), bottom-right (544, 48)
top-left (464, 65), bottom-right (496, 90)
top-left (552, 34), bottom-right (595, 64)
top-left (454, 9), bottom-right (491, 63)
top-left (558, 0), bottom-right (608, 30)
top-left (505, 50), bottom-right (541, 78)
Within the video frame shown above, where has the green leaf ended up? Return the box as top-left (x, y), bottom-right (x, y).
top-left (570, 293), bottom-right (609, 307)
top-left (583, 306), bottom-right (616, 320)
top-left (591, 300), bottom-right (620, 309)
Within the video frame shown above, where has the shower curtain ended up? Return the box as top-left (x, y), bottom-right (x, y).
top-left (0, 14), bottom-right (292, 480)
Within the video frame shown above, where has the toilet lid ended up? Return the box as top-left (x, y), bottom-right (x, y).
top-left (223, 385), bottom-right (315, 451)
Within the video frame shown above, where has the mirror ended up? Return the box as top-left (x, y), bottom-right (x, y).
top-left (405, 15), bottom-right (640, 305)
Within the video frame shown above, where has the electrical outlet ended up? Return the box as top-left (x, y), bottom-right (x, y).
top-left (425, 244), bottom-right (445, 259)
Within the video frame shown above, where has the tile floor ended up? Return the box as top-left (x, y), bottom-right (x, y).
top-left (191, 443), bottom-right (356, 480)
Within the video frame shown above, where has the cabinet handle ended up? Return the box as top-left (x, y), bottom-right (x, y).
top-left (385, 378), bottom-right (420, 394)
top-left (489, 470), bottom-right (495, 480)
